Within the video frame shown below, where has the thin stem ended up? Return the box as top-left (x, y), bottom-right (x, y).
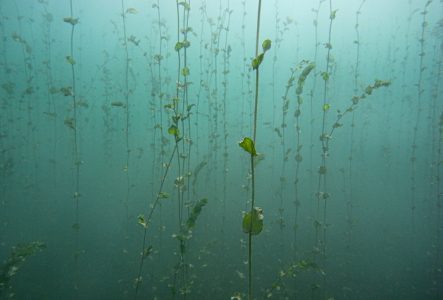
top-left (248, 1), bottom-right (262, 299)
top-left (67, 0), bottom-right (81, 294)
top-left (134, 145), bottom-right (178, 299)
top-left (120, 0), bottom-right (131, 240)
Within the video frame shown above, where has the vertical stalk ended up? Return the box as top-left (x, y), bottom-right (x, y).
top-left (309, 0), bottom-right (323, 241)
top-left (347, 0), bottom-right (365, 251)
top-left (410, 0), bottom-right (431, 232)
top-left (436, 112), bottom-right (443, 299)
top-left (313, 1), bottom-right (334, 298)
top-left (65, 0), bottom-right (81, 293)
top-left (221, 1), bottom-right (232, 287)
top-left (248, 3), bottom-right (262, 300)
top-left (120, 0), bottom-right (131, 239)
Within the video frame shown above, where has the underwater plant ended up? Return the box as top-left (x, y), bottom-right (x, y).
top-left (0, 242), bottom-right (45, 298)
top-left (272, 4), bottom-right (297, 261)
top-left (311, 1), bottom-right (337, 297)
top-left (263, 258), bottom-right (323, 299)
top-left (277, 67), bottom-right (297, 236)
top-left (345, 0), bottom-right (366, 251)
top-left (171, 0), bottom-right (195, 296)
top-left (239, 0), bottom-right (254, 136)
top-left (119, 0), bottom-right (132, 238)
top-left (2, 1), bottom-right (441, 299)
top-left (135, 1), bottom-right (207, 298)
top-left (220, 4), bottom-right (233, 284)
top-left (64, 0), bottom-right (82, 292)
top-left (134, 140), bottom-right (179, 297)
top-left (436, 111), bottom-right (443, 298)
top-left (238, 1), bottom-right (272, 299)
top-left (292, 61), bottom-right (315, 262)
top-left (40, 1), bottom-right (58, 190)
top-left (151, 0), bottom-right (168, 189)
top-left (409, 0), bottom-right (432, 231)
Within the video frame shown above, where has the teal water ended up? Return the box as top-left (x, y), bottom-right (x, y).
top-left (0, 0), bottom-right (442, 299)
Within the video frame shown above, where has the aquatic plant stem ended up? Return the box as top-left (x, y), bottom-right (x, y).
top-left (410, 0), bottom-right (431, 232)
top-left (248, 1), bottom-right (262, 299)
top-left (253, 1), bottom-right (262, 143)
top-left (313, 1), bottom-right (334, 298)
top-left (120, 0), bottom-right (131, 241)
top-left (437, 112), bottom-right (443, 299)
top-left (134, 145), bottom-right (178, 298)
top-left (67, 0), bottom-right (81, 293)
top-left (347, 0), bottom-right (365, 251)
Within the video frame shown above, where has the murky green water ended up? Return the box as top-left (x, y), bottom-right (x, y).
top-left (1, 0), bottom-right (442, 299)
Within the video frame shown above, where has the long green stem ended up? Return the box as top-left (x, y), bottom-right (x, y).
top-left (410, 0), bottom-right (431, 232)
top-left (248, 2), bottom-right (262, 300)
top-left (120, 0), bottom-right (131, 242)
top-left (347, 0), bottom-right (365, 250)
top-left (67, 0), bottom-right (80, 293)
top-left (134, 145), bottom-right (178, 299)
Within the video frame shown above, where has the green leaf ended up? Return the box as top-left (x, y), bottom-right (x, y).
top-left (262, 39), bottom-right (272, 52)
top-left (322, 103), bottom-right (330, 111)
top-left (252, 53), bottom-right (264, 70)
top-left (178, 1), bottom-right (190, 10)
top-left (63, 17), bottom-right (79, 25)
top-left (298, 63), bottom-right (315, 83)
top-left (181, 66), bottom-right (190, 76)
top-left (242, 207), bottom-right (264, 235)
top-left (187, 104), bottom-right (195, 112)
top-left (158, 192), bottom-right (169, 199)
top-left (66, 56), bottom-right (76, 65)
top-left (186, 198), bottom-right (208, 230)
top-left (172, 115), bottom-right (180, 124)
top-left (168, 125), bottom-right (179, 136)
top-left (142, 246), bottom-right (153, 258)
top-left (182, 40), bottom-right (190, 48)
top-left (373, 79), bottom-right (391, 88)
top-left (137, 215), bottom-right (148, 229)
top-left (321, 72), bottom-right (329, 81)
top-left (175, 42), bottom-right (183, 51)
top-left (330, 9), bottom-right (338, 20)
top-left (239, 137), bottom-right (257, 156)
top-left (324, 43), bottom-right (332, 49)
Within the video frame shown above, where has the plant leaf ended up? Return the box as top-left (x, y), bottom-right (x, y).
top-left (262, 39), bottom-right (272, 52)
top-left (239, 137), bottom-right (257, 156)
top-left (252, 53), bottom-right (264, 70)
top-left (322, 103), bottom-right (330, 111)
top-left (168, 125), bottom-right (179, 136)
top-left (242, 207), bottom-right (264, 235)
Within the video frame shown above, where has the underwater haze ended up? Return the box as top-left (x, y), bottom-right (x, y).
top-left (1, 0), bottom-right (443, 299)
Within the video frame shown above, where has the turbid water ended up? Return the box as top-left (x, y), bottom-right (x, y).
top-left (0, 0), bottom-right (442, 299)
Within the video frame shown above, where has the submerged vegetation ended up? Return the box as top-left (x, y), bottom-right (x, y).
top-left (0, 0), bottom-right (442, 299)
top-left (0, 242), bottom-right (46, 299)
